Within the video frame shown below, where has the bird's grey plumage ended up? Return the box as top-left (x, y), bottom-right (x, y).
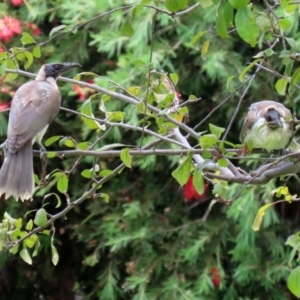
top-left (0, 62), bottom-right (80, 201)
top-left (240, 100), bottom-right (294, 152)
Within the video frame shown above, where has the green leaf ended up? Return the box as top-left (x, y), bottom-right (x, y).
top-left (264, 49), bottom-right (274, 57)
top-left (192, 169), bottom-right (204, 195)
top-left (24, 51), bottom-right (33, 69)
top-left (47, 152), bottom-right (56, 158)
top-left (9, 245), bottom-right (19, 254)
top-left (44, 193), bottom-right (61, 208)
top-left (20, 32), bottom-right (36, 45)
top-left (170, 73), bottom-right (179, 86)
top-left (51, 241), bottom-right (59, 266)
top-left (45, 135), bottom-right (63, 146)
top-left (191, 31), bottom-right (208, 46)
top-left (217, 158), bottom-right (228, 167)
top-left (120, 148), bottom-right (132, 168)
top-left (275, 78), bottom-right (289, 95)
top-left (285, 37), bottom-right (298, 49)
top-left (57, 173), bottom-right (69, 193)
top-left (171, 155), bottom-right (192, 186)
top-left (34, 208), bottom-right (47, 227)
top-left (209, 123), bottom-right (225, 138)
top-left (25, 219), bottom-right (33, 231)
top-left (199, 134), bottom-right (218, 149)
top-left (165, 0), bottom-right (187, 12)
top-left (216, 4), bottom-right (229, 38)
top-left (127, 86), bottom-right (141, 96)
top-left (198, 0), bottom-right (213, 8)
top-left (223, 2), bottom-right (234, 26)
top-left (24, 234), bottom-right (38, 248)
top-left (252, 203), bottom-right (275, 231)
top-left (228, 0), bottom-right (249, 9)
top-left (81, 169), bottom-right (94, 179)
top-left (107, 111), bottom-right (125, 122)
top-left (20, 248), bottom-right (32, 265)
top-left (80, 98), bottom-right (104, 130)
top-left (201, 40), bottom-right (210, 59)
top-left (280, 0), bottom-right (297, 16)
top-left (121, 20), bottom-right (134, 36)
top-left (292, 68), bottom-right (300, 85)
top-left (59, 137), bottom-right (76, 148)
top-left (99, 170), bottom-right (114, 177)
top-left (288, 266), bottom-right (300, 298)
top-left (77, 142), bottom-right (91, 150)
top-left (278, 19), bottom-right (292, 30)
top-left (32, 46), bottom-right (41, 58)
top-left (49, 25), bottom-right (67, 37)
top-left (239, 59), bottom-right (262, 82)
top-left (235, 7), bottom-right (260, 47)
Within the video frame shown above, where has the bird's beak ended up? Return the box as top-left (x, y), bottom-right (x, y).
top-left (59, 62), bottom-right (81, 74)
top-left (266, 109), bottom-right (283, 128)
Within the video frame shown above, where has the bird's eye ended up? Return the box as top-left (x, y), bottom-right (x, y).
top-left (55, 64), bottom-right (60, 69)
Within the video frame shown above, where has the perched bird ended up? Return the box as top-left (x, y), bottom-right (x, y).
top-left (240, 100), bottom-right (294, 153)
top-left (0, 62), bottom-right (80, 201)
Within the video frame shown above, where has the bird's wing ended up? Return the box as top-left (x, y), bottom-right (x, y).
top-left (240, 109), bottom-right (257, 142)
top-left (7, 81), bottom-right (61, 152)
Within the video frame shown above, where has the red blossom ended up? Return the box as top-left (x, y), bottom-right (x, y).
top-left (210, 267), bottom-right (221, 288)
top-left (72, 80), bottom-right (95, 101)
top-left (26, 22), bottom-right (41, 36)
top-left (0, 21), bottom-right (13, 42)
top-left (3, 16), bottom-right (21, 35)
top-left (0, 102), bottom-right (10, 111)
top-left (183, 175), bottom-right (208, 202)
top-left (11, 0), bottom-right (23, 7)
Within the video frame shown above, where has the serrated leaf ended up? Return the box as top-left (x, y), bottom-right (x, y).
top-left (51, 242), bottom-right (59, 266)
top-left (252, 203), bottom-right (274, 231)
top-left (165, 0), bottom-right (187, 12)
top-left (235, 7), bottom-right (260, 47)
top-left (121, 20), bottom-right (134, 36)
top-left (20, 32), bottom-right (36, 45)
top-left (275, 78), bottom-right (289, 95)
top-left (45, 135), bottom-right (63, 146)
top-left (288, 266), bottom-right (300, 298)
top-left (120, 148), bottom-right (132, 168)
top-left (201, 40), bottom-right (210, 59)
top-left (20, 248), bottom-right (32, 265)
top-left (192, 169), bottom-right (204, 195)
top-left (228, 0), bottom-right (249, 9)
top-left (171, 155), bottom-right (192, 186)
top-left (191, 31), bottom-right (208, 46)
top-left (25, 219), bottom-right (33, 231)
top-left (57, 173), bottom-right (68, 193)
top-left (34, 208), bottom-right (47, 227)
top-left (209, 123), bottom-right (225, 138)
top-left (49, 25), bottom-right (66, 38)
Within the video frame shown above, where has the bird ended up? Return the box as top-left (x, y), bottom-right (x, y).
top-left (240, 100), bottom-right (295, 154)
top-left (0, 62), bottom-right (81, 201)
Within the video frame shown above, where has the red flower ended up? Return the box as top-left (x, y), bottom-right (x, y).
top-left (0, 20), bottom-right (13, 42)
top-left (11, 0), bottom-right (23, 7)
top-left (0, 102), bottom-right (10, 111)
top-left (183, 175), bottom-right (208, 202)
top-left (26, 22), bottom-right (41, 36)
top-left (72, 80), bottom-right (95, 101)
top-left (210, 267), bottom-right (221, 288)
top-left (3, 16), bottom-right (21, 35)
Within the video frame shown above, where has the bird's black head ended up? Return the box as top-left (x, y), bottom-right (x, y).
top-left (265, 108), bottom-right (283, 129)
top-left (44, 62), bottom-right (81, 79)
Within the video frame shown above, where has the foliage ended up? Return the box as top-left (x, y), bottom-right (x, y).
top-left (0, 0), bottom-right (300, 299)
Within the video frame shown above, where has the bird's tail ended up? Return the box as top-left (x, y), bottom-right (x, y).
top-left (0, 141), bottom-right (34, 201)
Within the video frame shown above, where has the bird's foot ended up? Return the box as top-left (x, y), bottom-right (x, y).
top-left (39, 145), bottom-right (47, 160)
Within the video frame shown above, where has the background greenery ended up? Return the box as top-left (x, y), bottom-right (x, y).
top-left (0, 0), bottom-right (300, 299)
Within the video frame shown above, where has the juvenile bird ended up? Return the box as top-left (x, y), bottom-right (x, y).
top-left (240, 100), bottom-right (294, 153)
top-left (0, 62), bottom-right (80, 201)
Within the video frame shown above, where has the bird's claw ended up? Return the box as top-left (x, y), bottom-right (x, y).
top-left (39, 145), bottom-right (47, 160)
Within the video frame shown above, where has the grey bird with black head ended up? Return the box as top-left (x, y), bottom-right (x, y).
top-left (240, 100), bottom-right (295, 154)
top-left (0, 62), bottom-right (81, 201)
